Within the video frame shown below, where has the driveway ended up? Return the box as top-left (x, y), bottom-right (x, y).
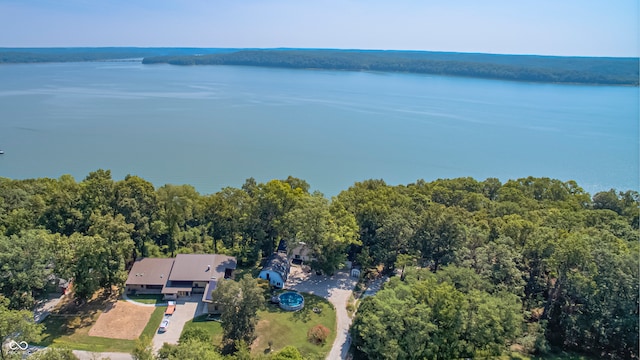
top-left (151, 296), bottom-right (203, 351)
top-left (33, 293), bottom-right (66, 323)
top-left (285, 266), bottom-right (357, 360)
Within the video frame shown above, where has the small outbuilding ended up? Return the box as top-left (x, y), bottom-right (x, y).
top-left (258, 252), bottom-right (290, 288)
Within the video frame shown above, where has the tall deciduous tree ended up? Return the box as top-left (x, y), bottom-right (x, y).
top-left (209, 275), bottom-right (264, 345)
top-left (0, 296), bottom-right (42, 360)
top-left (284, 194), bottom-right (360, 274)
top-left (0, 230), bottom-right (57, 309)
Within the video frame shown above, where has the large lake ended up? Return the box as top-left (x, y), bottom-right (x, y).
top-left (0, 61), bottom-right (637, 196)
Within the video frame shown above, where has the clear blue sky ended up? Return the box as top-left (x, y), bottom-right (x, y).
top-left (1, 0), bottom-right (638, 57)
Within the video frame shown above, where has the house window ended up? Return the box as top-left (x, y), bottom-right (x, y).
top-left (295, 255), bottom-right (300, 259)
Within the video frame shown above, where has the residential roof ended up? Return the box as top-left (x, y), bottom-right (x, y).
top-left (125, 258), bottom-right (175, 286)
top-left (161, 284), bottom-right (193, 294)
top-left (262, 252), bottom-right (289, 277)
top-left (203, 279), bottom-right (218, 302)
top-left (168, 254), bottom-right (237, 282)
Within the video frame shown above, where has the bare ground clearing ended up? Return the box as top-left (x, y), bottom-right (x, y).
top-left (88, 301), bottom-right (154, 340)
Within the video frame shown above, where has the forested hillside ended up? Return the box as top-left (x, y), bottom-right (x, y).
top-left (0, 47), bottom-right (238, 63)
top-left (143, 49), bottom-right (640, 86)
top-left (1, 47), bottom-right (636, 86)
top-left (0, 172), bottom-right (637, 359)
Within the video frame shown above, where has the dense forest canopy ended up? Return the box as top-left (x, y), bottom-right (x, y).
top-left (0, 172), bottom-right (637, 359)
top-left (142, 49), bottom-right (639, 86)
top-left (0, 47), bottom-right (637, 85)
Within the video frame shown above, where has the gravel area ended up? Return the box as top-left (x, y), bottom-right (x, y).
top-left (285, 266), bottom-right (357, 360)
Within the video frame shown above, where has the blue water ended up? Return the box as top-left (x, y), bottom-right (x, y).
top-left (0, 61), bottom-right (637, 196)
top-left (279, 292), bottom-right (304, 306)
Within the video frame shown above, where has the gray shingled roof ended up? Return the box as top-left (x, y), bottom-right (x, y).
top-left (263, 252), bottom-right (289, 278)
top-left (168, 254), bottom-right (237, 282)
top-left (125, 258), bottom-right (175, 286)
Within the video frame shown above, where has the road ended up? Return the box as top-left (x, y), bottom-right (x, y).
top-left (73, 350), bottom-right (134, 360)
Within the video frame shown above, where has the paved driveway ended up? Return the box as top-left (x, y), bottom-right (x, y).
top-left (285, 266), bottom-right (357, 360)
top-left (151, 296), bottom-right (203, 351)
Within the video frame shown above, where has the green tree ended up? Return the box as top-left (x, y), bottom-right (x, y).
top-left (246, 179), bottom-right (305, 257)
top-left (69, 233), bottom-right (110, 300)
top-left (413, 205), bottom-right (466, 271)
top-left (87, 213), bottom-right (134, 293)
top-left (0, 230), bottom-right (57, 309)
top-left (179, 327), bottom-right (211, 344)
top-left (113, 175), bottom-right (158, 257)
top-left (30, 347), bottom-right (78, 360)
top-left (270, 346), bottom-right (303, 360)
top-left (157, 184), bottom-right (201, 256)
top-left (132, 335), bottom-right (154, 360)
top-left (209, 275), bottom-right (264, 345)
top-left (0, 296), bottom-right (43, 360)
top-left (284, 194), bottom-right (360, 274)
top-left (78, 169), bottom-right (115, 231)
top-left (157, 339), bottom-right (223, 360)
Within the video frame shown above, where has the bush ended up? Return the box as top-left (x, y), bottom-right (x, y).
top-left (307, 324), bottom-right (330, 345)
top-left (346, 303), bottom-right (355, 313)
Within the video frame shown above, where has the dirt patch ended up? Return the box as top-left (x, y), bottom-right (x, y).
top-left (250, 319), bottom-right (271, 352)
top-left (88, 301), bottom-right (154, 340)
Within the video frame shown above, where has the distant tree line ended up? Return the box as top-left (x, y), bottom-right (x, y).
top-left (2, 47), bottom-right (636, 85)
top-left (0, 172), bottom-right (637, 359)
top-left (0, 47), bottom-right (237, 64)
top-left (142, 49), bottom-right (640, 86)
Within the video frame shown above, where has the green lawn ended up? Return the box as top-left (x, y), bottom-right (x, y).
top-left (252, 293), bottom-right (336, 360)
top-left (36, 305), bottom-right (166, 353)
top-left (126, 294), bottom-right (164, 305)
top-left (140, 306), bottom-right (167, 339)
top-left (182, 314), bottom-right (224, 344)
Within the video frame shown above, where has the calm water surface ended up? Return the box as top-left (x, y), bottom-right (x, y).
top-left (0, 62), bottom-right (637, 196)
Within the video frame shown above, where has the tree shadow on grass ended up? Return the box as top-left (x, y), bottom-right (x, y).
top-left (291, 294), bottom-right (331, 323)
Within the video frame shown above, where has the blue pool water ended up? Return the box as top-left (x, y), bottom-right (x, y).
top-left (279, 292), bottom-right (304, 311)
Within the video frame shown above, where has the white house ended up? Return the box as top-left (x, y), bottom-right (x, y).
top-left (258, 252), bottom-right (290, 288)
top-left (291, 242), bottom-right (315, 264)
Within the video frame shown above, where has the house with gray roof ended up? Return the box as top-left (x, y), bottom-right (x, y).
top-left (125, 254), bottom-right (236, 304)
top-left (125, 258), bottom-right (175, 295)
top-left (258, 252), bottom-right (290, 288)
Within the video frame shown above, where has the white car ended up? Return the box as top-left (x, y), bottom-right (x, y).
top-left (159, 318), bottom-right (170, 332)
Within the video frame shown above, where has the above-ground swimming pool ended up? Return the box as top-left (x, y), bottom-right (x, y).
top-left (279, 292), bottom-right (304, 311)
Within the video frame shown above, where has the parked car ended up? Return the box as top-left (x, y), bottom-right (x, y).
top-left (165, 301), bottom-right (176, 315)
top-left (159, 318), bottom-right (170, 332)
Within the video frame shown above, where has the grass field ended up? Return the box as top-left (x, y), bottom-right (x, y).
top-left (126, 294), bottom-right (164, 305)
top-left (251, 293), bottom-right (336, 360)
top-left (182, 315), bottom-right (224, 344)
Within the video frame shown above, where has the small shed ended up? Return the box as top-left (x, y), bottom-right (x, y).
top-left (258, 253), bottom-right (290, 288)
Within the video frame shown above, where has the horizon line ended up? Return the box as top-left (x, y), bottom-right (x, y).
top-left (0, 46), bottom-right (637, 59)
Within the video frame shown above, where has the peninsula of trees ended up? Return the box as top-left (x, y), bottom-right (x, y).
top-left (0, 47), bottom-right (637, 86)
top-left (142, 49), bottom-right (639, 86)
top-left (0, 173), bottom-right (637, 359)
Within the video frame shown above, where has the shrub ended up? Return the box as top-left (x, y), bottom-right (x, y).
top-left (346, 303), bottom-right (355, 313)
top-left (307, 324), bottom-right (330, 345)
